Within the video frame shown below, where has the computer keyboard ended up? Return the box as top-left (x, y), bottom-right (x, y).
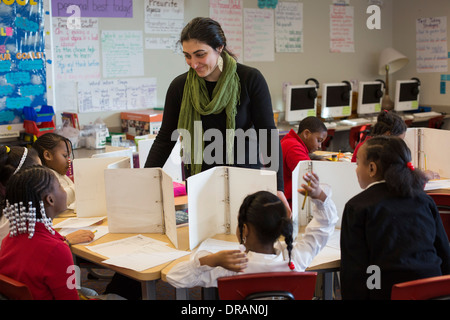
top-left (338, 118), bottom-right (372, 126)
top-left (412, 111), bottom-right (442, 118)
top-left (324, 122), bottom-right (337, 129)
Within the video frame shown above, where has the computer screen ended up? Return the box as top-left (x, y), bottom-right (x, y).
top-left (284, 84), bottom-right (317, 123)
top-left (394, 79), bottom-right (420, 112)
top-left (357, 81), bottom-right (383, 115)
top-left (320, 82), bottom-right (352, 119)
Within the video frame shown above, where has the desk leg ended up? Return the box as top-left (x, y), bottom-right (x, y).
top-left (141, 280), bottom-right (157, 300)
top-left (323, 272), bottom-right (333, 300)
top-left (175, 288), bottom-right (189, 300)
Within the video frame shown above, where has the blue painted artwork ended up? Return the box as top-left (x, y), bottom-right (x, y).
top-left (0, 0), bottom-right (46, 126)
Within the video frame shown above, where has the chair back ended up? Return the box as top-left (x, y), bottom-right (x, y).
top-left (429, 193), bottom-right (450, 241)
top-left (0, 274), bottom-right (33, 300)
top-left (349, 124), bottom-right (371, 150)
top-left (391, 275), bottom-right (450, 300)
top-left (217, 272), bottom-right (317, 300)
top-left (428, 115), bottom-right (444, 129)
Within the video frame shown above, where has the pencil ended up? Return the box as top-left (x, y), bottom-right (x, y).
top-left (302, 181), bottom-right (311, 210)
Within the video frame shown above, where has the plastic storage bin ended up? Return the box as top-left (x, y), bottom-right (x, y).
top-left (23, 105), bottom-right (55, 123)
top-left (23, 120), bottom-right (55, 137)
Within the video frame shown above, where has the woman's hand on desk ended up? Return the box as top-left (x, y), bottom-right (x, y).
top-left (199, 250), bottom-right (248, 273)
top-left (65, 230), bottom-right (96, 245)
top-left (424, 170), bottom-right (440, 181)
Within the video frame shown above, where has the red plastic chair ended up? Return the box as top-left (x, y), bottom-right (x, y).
top-left (217, 272), bottom-right (317, 300)
top-left (349, 124), bottom-right (372, 150)
top-left (428, 115), bottom-right (445, 129)
top-left (429, 193), bottom-right (450, 241)
top-left (0, 273), bottom-right (33, 300)
top-left (321, 129), bottom-right (336, 151)
top-left (391, 275), bottom-right (450, 300)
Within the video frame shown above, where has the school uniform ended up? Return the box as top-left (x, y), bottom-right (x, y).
top-left (0, 223), bottom-right (79, 300)
top-left (166, 194), bottom-right (338, 288)
top-left (340, 182), bottom-right (450, 300)
top-left (281, 129), bottom-right (310, 204)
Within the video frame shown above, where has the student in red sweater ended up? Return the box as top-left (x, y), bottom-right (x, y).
top-left (281, 116), bottom-right (328, 206)
top-left (0, 166), bottom-right (84, 300)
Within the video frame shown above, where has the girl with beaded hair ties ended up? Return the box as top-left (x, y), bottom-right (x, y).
top-left (0, 166), bottom-right (80, 300)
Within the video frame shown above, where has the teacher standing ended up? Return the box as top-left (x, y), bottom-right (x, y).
top-left (145, 17), bottom-right (289, 212)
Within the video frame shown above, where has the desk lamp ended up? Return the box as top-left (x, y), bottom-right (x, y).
top-left (378, 47), bottom-right (409, 110)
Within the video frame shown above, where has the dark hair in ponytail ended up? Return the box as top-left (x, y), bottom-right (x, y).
top-left (371, 110), bottom-right (407, 137)
top-left (237, 191), bottom-right (294, 267)
top-left (364, 136), bottom-right (426, 197)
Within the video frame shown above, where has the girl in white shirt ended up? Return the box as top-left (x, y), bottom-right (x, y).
top-left (167, 172), bottom-right (338, 288)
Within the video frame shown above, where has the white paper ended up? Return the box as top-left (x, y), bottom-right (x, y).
top-left (197, 238), bottom-right (240, 253)
top-left (53, 216), bottom-right (106, 229)
top-left (425, 179), bottom-right (450, 191)
top-left (244, 8), bottom-right (274, 62)
top-left (102, 30), bottom-right (144, 78)
top-left (275, 2), bottom-right (303, 53)
top-left (416, 17), bottom-right (448, 73)
top-left (58, 226), bottom-right (109, 244)
top-left (330, 5), bottom-right (354, 53)
top-left (144, 0), bottom-right (184, 34)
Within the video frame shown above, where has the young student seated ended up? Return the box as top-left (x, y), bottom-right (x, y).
top-left (351, 110), bottom-right (440, 181)
top-left (281, 116), bottom-right (328, 207)
top-left (340, 136), bottom-right (450, 300)
top-left (166, 172), bottom-right (338, 288)
top-left (33, 133), bottom-right (76, 210)
top-left (0, 146), bottom-right (41, 248)
top-left (0, 166), bottom-right (93, 300)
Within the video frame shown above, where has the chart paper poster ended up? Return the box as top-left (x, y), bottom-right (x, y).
top-left (0, 0), bottom-right (46, 127)
top-left (244, 8), bottom-right (274, 62)
top-left (51, 0), bottom-right (133, 18)
top-left (210, 0), bottom-right (243, 61)
top-left (416, 17), bottom-right (448, 73)
top-left (330, 5), bottom-right (354, 53)
top-left (275, 2), bottom-right (303, 53)
top-left (144, 0), bottom-right (184, 34)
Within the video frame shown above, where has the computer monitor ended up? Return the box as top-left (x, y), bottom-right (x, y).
top-left (320, 82), bottom-right (352, 119)
top-left (357, 81), bottom-right (383, 115)
top-left (284, 84), bottom-right (317, 123)
top-left (394, 79), bottom-right (420, 112)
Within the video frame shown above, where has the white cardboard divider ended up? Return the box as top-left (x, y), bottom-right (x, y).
top-left (92, 146), bottom-right (135, 168)
top-left (292, 160), bottom-right (362, 234)
top-left (405, 127), bottom-right (450, 179)
top-left (187, 167), bottom-right (277, 250)
top-left (104, 168), bottom-right (178, 248)
top-left (73, 157), bottom-right (131, 218)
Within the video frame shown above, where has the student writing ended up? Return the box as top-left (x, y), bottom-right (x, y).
top-left (166, 172), bottom-right (338, 288)
top-left (340, 136), bottom-right (450, 300)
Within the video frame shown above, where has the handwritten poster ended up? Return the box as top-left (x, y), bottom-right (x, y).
top-left (244, 8), bottom-right (274, 62)
top-left (330, 5), bottom-right (354, 53)
top-left (144, 0), bottom-right (184, 34)
top-left (52, 18), bottom-right (100, 81)
top-left (51, 0), bottom-right (133, 18)
top-left (275, 2), bottom-right (303, 53)
top-left (0, 0), bottom-right (46, 129)
top-left (101, 30), bottom-right (144, 78)
top-left (78, 78), bottom-right (157, 113)
top-left (416, 17), bottom-right (448, 73)
top-left (210, 0), bottom-right (243, 61)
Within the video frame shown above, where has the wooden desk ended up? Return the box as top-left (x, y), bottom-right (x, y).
top-left (53, 216), bottom-right (191, 300)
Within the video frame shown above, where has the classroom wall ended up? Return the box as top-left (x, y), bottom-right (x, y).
top-left (50, 0), bottom-right (395, 129)
top-left (392, 0), bottom-right (450, 112)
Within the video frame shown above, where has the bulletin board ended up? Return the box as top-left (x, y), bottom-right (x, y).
top-left (0, 0), bottom-right (49, 138)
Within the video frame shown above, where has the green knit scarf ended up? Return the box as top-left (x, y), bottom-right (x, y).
top-left (178, 52), bottom-right (241, 176)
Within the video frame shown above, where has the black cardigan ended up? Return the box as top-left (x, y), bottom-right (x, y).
top-left (340, 183), bottom-right (450, 300)
top-left (145, 63), bottom-right (283, 191)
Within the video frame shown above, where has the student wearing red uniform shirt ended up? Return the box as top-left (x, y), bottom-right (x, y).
top-left (0, 166), bottom-right (91, 300)
top-left (281, 117), bottom-right (327, 207)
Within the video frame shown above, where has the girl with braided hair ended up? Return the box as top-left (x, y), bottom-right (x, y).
top-left (0, 166), bottom-right (80, 299)
top-left (166, 173), bottom-right (337, 289)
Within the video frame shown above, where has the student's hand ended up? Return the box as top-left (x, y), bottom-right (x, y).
top-left (424, 170), bottom-right (440, 181)
top-left (199, 250), bottom-right (248, 272)
top-left (298, 172), bottom-right (327, 202)
top-left (65, 230), bottom-right (96, 244)
top-left (277, 190), bottom-right (292, 219)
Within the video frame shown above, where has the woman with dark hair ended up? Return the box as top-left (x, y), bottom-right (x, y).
top-left (341, 136), bottom-right (450, 300)
top-left (144, 17), bottom-right (289, 212)
top-left (166, 173), bottom-right (337, 289)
